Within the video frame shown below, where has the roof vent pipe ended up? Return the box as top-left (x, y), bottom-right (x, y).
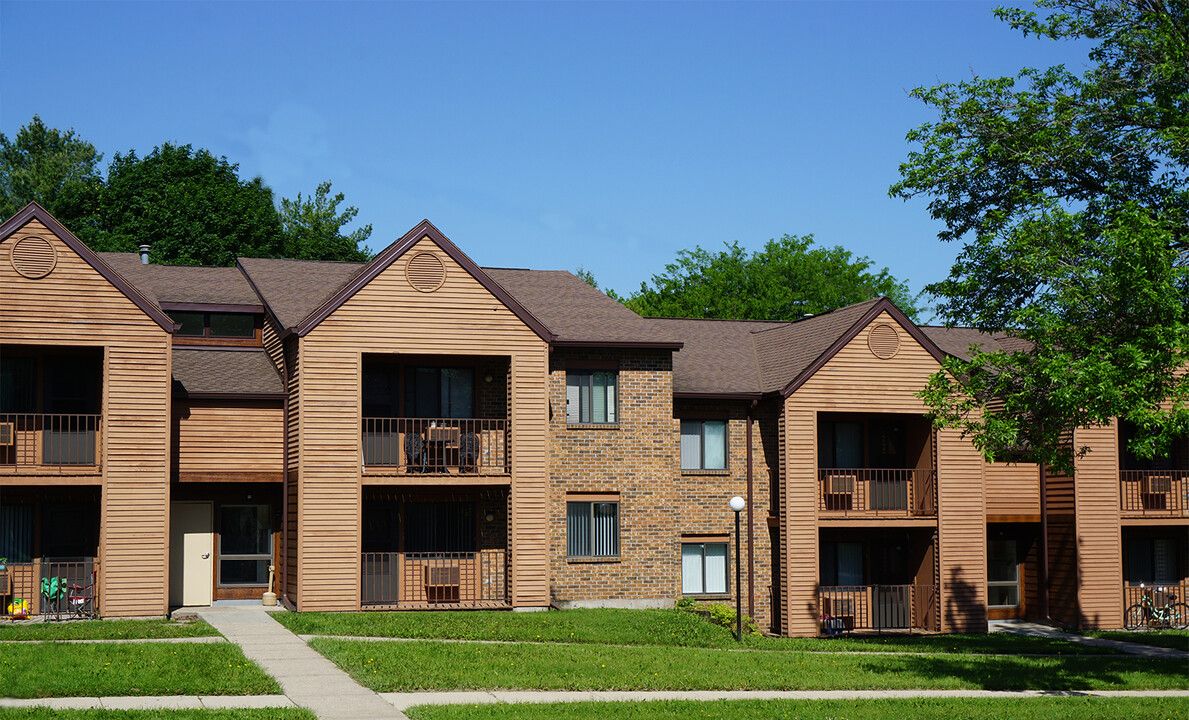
top-left (138, 245), bottom-right (150, 264)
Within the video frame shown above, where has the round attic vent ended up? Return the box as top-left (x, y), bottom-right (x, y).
top-left (868, 323), bottom-right (901, 360)
top-left (10, 236), bottom-right (57, 279)
top-left (406, 252), bottom-right (446, 293)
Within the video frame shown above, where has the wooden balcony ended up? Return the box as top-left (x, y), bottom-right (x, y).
top-left (1123, 580), bottom-right (1187, 611)
top-left (818, 468), bottom-right (936, 518)
top-left (1120, 471), bottom-right (1187, 516)
top-left (360, 550), bottom-right (508, 609)
top-left (363, 418), bottom-right (509, 477)
top-left (0, 414), bottom-right (101, 474)
top-left (818, 584), bottom-right (939, 633)
top-left (0, 558), bottom-right (99, 619)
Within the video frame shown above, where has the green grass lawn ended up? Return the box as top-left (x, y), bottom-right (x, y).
top-left (0, 642), bottom-right (279, 698)
top-left (309, 637), bottom-right (1188, 692)
top-left (0, 619), bottom-right (219, 642)
top-left (1083, 629), bottom-right (1189, 652)
top-left (277, 609), bottom-right (1112, 654)
top-left (405, 697), bottom-right (1188, 720)
top-left (0, 712), bottom-right (313, 720)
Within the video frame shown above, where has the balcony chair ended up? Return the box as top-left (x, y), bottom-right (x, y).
top-left (405, 432), bottom-right (427, 473)
top-left (459, 432), bottom-right (480, 473)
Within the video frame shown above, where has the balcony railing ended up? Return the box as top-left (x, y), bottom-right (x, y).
top-left (0, 414), bottom-right (100, 472)
top-left (818, 468), bottom-right (937, 517)
top-left (818, 584), bottom-right (939, 633)
top-left (362, 418), bottom-right (509, 475)
top-left (1124, 580), bottom-right (1188, 610)
top-left (361, 550), bottom-right (508, 608)
top-left (0, 559), bottom-right (99, 620)
top-left (1120, 470), bottom-right (1187, 515)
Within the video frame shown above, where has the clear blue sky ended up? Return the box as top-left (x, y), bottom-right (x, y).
top-left (1, 1), bottom-right (1092, 317)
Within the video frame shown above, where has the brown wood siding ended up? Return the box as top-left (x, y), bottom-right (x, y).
top-left (1, 219), bottom-right (171, 617)
top-left (1047, 518), bottom-right (1079, 626)
top-left (783, 313), bottom-right (945, 636)
top-left (262, 319), bottom-right (285, 379)
top-left (174, 400), bottom-right (283, 475)
top-left (295, 238), bottom-right (549, 610)
top-left (985, 462), bottom-right (1040, 517)
top-left (937, 427), bottom-right (988, 632)
top-left (1073, 424), bottom-right (1123, 628)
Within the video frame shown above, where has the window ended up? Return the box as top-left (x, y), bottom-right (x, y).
top-left (404, 367), bottom-right (474, 418)
top-left (566, 370), bottom-right (617, 424)
top-left (987, 540), bottom-right (1020, 607)
top-left (682, 540), bottom-right (728, 595)
top-left (1127, 538), bottom-right (1177, 586)
top-left (681, 420), bottom-right (727, 470)
top-left (172, 312), bottom-right (257, 338)
top-left (820, 541), bottom-right (864, 586)
top-left (567, 499), bottom-right (619, 557)
top-left (219, 505), bottom-right (272, 586)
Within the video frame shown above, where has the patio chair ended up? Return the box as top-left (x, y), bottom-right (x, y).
top-left (41, 576), bottom-right (66, 618)
top-left (459, 432), bottom-right (480, 473)
top-left (405, 432), bottom-right (427, 473)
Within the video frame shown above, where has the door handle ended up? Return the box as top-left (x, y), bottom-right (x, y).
top-left (201, 553), bottom-right (210, 559)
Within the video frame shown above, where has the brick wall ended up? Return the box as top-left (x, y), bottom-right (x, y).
top-left (546, 347), bottom-right (777, 631)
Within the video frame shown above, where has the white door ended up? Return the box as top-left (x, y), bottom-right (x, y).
top-left (169, 502), bottom-right (213, 607)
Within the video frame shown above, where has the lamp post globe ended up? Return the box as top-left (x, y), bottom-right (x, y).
top-left (729, 496), bottom-right (745, 512)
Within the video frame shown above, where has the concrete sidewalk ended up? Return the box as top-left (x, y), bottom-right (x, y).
top-left (989, 620), bottom-right (1189, 659)
top-left (196, 607), bottom-right (408, 719)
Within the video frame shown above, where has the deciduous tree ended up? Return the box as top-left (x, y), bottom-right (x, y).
top-left (0, 115), bottom-right (102, 231)
top-left (891, 0), bottom-right (1189, 471)
top-left (278, 180), bottom-right (372, 262)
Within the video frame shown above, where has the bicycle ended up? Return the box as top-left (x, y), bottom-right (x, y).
top-left (1123, 584), bottom-right (1189, 631)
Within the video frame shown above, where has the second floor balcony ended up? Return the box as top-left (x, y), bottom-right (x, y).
top-left (1121, 470), bottom-right (1187, 516)
top-left (363, 417), bottom-right (509, 476)
top-left (0, 413), bottom-right (101, 472)
top-left (818, 468), bottom-right (937, 518)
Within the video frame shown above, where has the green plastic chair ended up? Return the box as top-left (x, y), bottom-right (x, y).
top-left (41, 576), bottom-right (66, 615)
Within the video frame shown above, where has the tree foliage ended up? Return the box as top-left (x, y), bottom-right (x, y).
top-left (0, 115), bottom-right (103, 229)
top-left (891, 0), bottom-right (1189, 472)
top-left (92, 143), bottom-right (286, 266)
top-left (623, 235), bottom-right (921, 322)
top-left (279, 180), bottom-right (373, 262)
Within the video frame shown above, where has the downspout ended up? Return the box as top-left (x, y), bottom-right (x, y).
top-left (1039, 461), bottom-right (1050, 622)
top-left (280, 340), bottom-right (290, 609)
top-left (746, 399), bottom-right (757, 620)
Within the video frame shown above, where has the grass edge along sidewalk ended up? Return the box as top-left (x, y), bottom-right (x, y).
top-left (0, 619), bottom-right (219, 642)
top-left (275, 608), bottom-right (1124, 655)
top-left (309, 637), bottom-right (1189, 693)
top-left (400, 696), bottom-right (1189, 720)
top-left (0, 710), bottom-right (314, 720)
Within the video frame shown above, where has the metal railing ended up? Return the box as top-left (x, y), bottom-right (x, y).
top-left (1120, 470), bottom-right (1187, 515)
top-left (362, 418), bottom-right (509, 475)
top-left (1124, 580), bottom-right (1187, 610)
top-left (818, 584), bottom-right (939, 633)
top-left (0, 559), bottom-right (99, 620)
top-left (818, 468), bottom-right (937, 517)
top-left (0, 414), bottom-right (101, 471)
top-left (361, 550), bottom-right (508, 608)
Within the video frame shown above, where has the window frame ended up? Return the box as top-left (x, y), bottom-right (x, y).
top-left (566, 496), bottom-right (620, 559)
top-left (681, 538), bottom-right (730, 596)
top-left (680, 419), bottom-right (728, 471)
top-left (565, 370), bottom-right (618, 425)
top-left (173, 311), bottom-right (258, 339)
top-left (217, 504), bottom-right (273, 587)
top-left (986, 539), bottom-right (1020, 608)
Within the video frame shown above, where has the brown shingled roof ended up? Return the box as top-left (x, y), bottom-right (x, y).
top-left (237, 256), bottom-right (366, 330)
top-left (99, 253), bottom-right (263, 307)
top-left (172, 348), bottom-right (284, 396)
top-left (752, 298), bottom-right (884, 393)
top-left (920, 326), bottom-right (1033, 361)
top-left (484, 268), bottom-right (681, 347)
top-left (646, 317), bottom-right (786, 395)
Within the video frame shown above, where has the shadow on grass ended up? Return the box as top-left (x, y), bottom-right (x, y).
top-left (854, 653), bottom-right (1188, 690)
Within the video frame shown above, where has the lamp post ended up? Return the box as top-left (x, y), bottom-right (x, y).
top-left (729, 495), bottom-right (745, 641)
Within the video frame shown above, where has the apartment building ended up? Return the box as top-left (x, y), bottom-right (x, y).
top-left (1, 203), bottom-right (1183, 635)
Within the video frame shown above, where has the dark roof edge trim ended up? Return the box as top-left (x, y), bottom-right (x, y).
top-left (0, 202), bottom-right (176, 333)
top-left (674, 392), bottom-right (764, 401)
top-left (293, 220), bottom-right (556, 343)
top-left (552, 340), bottom-right (684, 350)
top-left (175, 391), bottom-right (286, 401)
top-left (160, 302), bottom-right (265, 314)
top-left (780, 298), bottom-right (948, 398)
top-left (235, 258), bottom-right (284, 332)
